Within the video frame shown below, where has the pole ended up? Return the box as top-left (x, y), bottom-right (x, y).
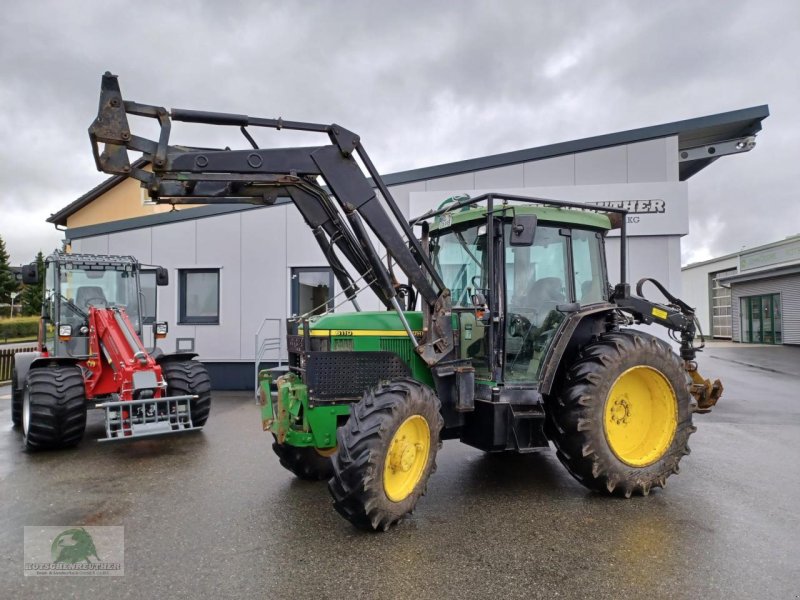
top-left (9, 291), bottom-right (18, 318)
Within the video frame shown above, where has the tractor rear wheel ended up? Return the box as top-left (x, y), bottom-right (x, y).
top-left (272, 438), bottom-right (335, 480)
top-left (328, 378), bottom-right (442, 531)
top-left (22, 365), bottom-right (87, 451)
top-left (11, 367), bottom-right (23, 427)
top-left (161, 360), bottom-right (212, 427)
top-left (548, 330), bottom-right (695, 497)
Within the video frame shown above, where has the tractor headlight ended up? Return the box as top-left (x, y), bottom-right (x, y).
top-left (58, 324), bottom-right (72, 339)
top-left (154, 321), bottom-right (168, 339)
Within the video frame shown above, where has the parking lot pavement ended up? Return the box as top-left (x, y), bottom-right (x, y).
top-left (1, 347), bottom-right (799, 600)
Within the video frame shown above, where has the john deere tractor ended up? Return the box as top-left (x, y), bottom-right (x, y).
top-left (88, 73), bottom-right (722, 530)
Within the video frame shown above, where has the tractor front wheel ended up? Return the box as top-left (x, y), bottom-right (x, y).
top-left (22, 365), bottom-right (87, 451)
top-left (161, 360), bottom-right (212, 427)
top-left (328, 378), bottom-right (442, 531)
top-left (548, 330), bottom-right (695, 497)
top-left (272, 439), bottom-right (335, 480)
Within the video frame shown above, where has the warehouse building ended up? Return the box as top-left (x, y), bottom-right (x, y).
top-left (682, 234), bottom-right (800, 344)
top-left (48, 105), bottom-right (769, 388)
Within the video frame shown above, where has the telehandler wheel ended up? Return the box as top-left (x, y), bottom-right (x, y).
top-left (161, 360), bottom-right (212, 427)
top-left (548, 330), bottom-right (696, 498)
top-left (11, 367), bottom-right (23, 427)
top-left (328, 378), bottom-right (443, 531)
top-left (271, 438), bottom-right (335, 481)
top-left (22, 365), bottom-right (87, 451)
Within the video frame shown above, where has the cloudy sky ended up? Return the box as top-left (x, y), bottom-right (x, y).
top-left (1, 0), bottom-right (797, 265)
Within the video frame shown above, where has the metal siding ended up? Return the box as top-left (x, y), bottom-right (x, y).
top-left (424, 172), bottom-right (475, 192)
top-left (731, 275), bottom-right (800, 344)
top-left (106, 228), bottom-right (152, 264)
top-left (474, 164), bottom-right (524, 189)
top-left (626, 138), bottom-right (668, 183)
top-left (575, 146), bottom-right (628, 185)
top-left (194, 213), bottom-right (241, 360)
top-left (386, 180), bottom-right (425, 217)
top-left (523, 154), bottom-right (575, 186)
top-left (239, 205), bottom-right (289, 359)
top-left (75, 235), bottom-right (110, 255)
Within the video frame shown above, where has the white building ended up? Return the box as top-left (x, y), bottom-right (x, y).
top-left (682, 234), bottom-right (800, 345)
top-left (48, 105), bottom-right (769, 388)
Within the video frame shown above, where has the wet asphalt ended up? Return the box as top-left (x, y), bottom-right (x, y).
top-left (1, 346), bottom-right (799, 600)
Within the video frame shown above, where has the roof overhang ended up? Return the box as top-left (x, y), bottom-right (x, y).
top-left (720, 264), bottom-right (800, 286)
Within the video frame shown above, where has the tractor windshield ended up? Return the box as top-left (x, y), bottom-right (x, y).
top-left (45, 264), bottom-right (143, 357)
top-left (60, 266), bottom-right (141, 328)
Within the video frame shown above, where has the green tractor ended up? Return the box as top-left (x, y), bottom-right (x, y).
top-left (89, 73), bottom-right (722, 530)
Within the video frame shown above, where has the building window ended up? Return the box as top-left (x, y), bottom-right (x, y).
top-left (179, 269), bottom-right (220, 324)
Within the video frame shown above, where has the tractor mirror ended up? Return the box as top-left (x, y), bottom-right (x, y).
top-left (21, 263), bottom-right (39, 284)
top-left (510, 214), bottom-right (537, 247)
top-left (155, 267), bottom-right (169, 286)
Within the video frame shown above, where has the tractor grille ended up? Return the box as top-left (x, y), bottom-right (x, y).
top-left (380, 337), bottom-right (414, 364)
top-left (305, 351), bottom-right (410, 400)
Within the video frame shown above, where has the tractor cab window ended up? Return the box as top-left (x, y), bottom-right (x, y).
top-left (430, 222), bottom-right (486, 307)
top-left (572, 229), bottom-right (606, 305)
top-left (504, 224), bottom-right (569, 382)
top-left (430, 221), bottom-right (491, 377)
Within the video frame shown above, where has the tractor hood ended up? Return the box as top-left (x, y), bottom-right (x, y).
top-left (308, 311), bottom-right (424, 336)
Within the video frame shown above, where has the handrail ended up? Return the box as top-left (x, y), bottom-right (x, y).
top-left (254, 317), bottom-right (284, 404)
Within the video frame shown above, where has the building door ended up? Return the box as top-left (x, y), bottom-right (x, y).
top-left (740, 294), bottom-right (782, 344)
top-left (291, 267), bottom-right (334, 319)
top-left (710, 269), bottom-right (736, 338)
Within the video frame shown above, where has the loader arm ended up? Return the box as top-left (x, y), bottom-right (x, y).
top-left (89, 73), bottom-right (453, 365)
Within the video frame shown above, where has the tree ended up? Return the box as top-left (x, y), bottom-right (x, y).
top-left (21, 250), bottom-right (45, 316)
top-left (0, 234), bottom-right (19, 304)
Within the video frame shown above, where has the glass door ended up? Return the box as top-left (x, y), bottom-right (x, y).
top-left (740, 294), bottom-right (782, 344)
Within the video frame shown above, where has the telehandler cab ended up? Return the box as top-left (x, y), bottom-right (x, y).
top-left (87, 73), bottom-right (722, 530)
top-left (11, 251), bottom-right (212, 448)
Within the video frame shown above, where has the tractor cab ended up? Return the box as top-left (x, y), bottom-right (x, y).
top-left (38, 252), bottom-right (148, 357)
top-left (428, 204), bottom-right (613, 385)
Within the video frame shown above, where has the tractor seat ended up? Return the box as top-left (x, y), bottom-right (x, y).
top-left (75, 286), bottom-right (108, 311)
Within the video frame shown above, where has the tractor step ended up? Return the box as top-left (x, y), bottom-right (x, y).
top-left (96, 394), bottom-right (201, 442)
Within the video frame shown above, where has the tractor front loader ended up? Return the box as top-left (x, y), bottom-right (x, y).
top-left (11, 251), bottom-right (212, 449)
top-left (87, 73), bottom-right (723, 530)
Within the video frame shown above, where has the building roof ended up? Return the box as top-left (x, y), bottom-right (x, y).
top-left (683, 233), bottom-right (800, 272)
top-left (53, 104), bottom-right (769, 233)
top-left (720, 263), bottom-right (800, 285)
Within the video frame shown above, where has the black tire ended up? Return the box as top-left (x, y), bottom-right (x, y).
top-left (22, 366), bottom-right (87, 451)
top-left (328, 378), bottom-right (443, 531)
top-left (161, 360), bottom-right (212, 427)
top-left (548, 330), bottom-right (696, 498)
top-left (272, 438), bottom-right (334, 480)
top-left (11, 367), bottom-right (23, 428)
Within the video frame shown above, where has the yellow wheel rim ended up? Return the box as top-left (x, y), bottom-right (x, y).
top-left (383, 415), bottom-right (431, 502)
top-left (604, 366), bottom-right (678, 467)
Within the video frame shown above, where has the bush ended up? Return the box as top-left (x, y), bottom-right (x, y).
top-left (0, 316), bottom-right (39, 340)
